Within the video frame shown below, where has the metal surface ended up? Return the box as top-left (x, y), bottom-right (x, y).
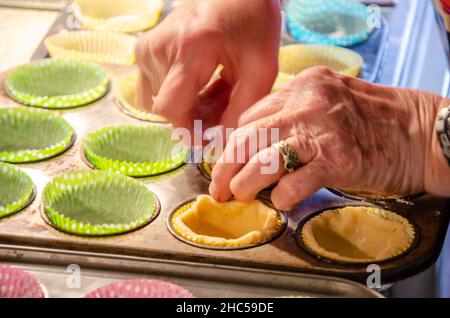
top-left (0, 248), bottom-right (382, 298)
top-left (0, 63), bottom-right (449, 287)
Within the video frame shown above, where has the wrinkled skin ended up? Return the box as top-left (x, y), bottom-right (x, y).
top-left (136, 1), bottom-right (450, 210)
top-left (135, 0), bottom-right (281, 133)
top-left (210, 67), bottom-right (449, 210)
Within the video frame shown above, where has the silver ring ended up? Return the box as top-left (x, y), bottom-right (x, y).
top-left (276, 140), bottom-right (301, 173)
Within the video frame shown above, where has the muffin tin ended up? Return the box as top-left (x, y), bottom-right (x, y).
top-left (167, 197), bottom-right (288, 250)
top-left (295, 204), bottom-right (418, 264)
top-left (0, 63), bottom-right (448, 285)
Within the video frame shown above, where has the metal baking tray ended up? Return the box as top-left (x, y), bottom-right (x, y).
top-left (0, 246), bottom-right (382, 298)
top-left (0, 62), bottom-right (449, 286)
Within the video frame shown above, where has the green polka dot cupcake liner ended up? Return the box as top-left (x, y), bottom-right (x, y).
top-left (5, 59), bottom-right (109, 109)
top-left (285, 0), bottom-right (374, 47)
top-left (0, 162), bottom-right (35, 218)
top-left (83, 124), bottom-right (188, 177)
top-left (42, 170), bottom-right (160, 236)
top-left (0, 107), bottom-right (75, 163)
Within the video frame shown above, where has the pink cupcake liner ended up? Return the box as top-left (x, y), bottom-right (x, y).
top-left (0, 265), bottom-right (46, 298)
top-left (85, 279), bottom-right (194, 298)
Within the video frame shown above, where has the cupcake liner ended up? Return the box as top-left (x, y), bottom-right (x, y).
top-left (0, 163), bottom-right (35, 218)
top-left (73, 0), bottom-right (164, 34)
top-left (116, 72), bottom-right (167, 123)
top-left (0, 265), bottom-right (46, 298)
top-left (328, 188), bottom-right (424, 202)
top-left (285, 0), bottom-right (374, 47)
top-left (273, 44), bottom-right (363, 91)
top-left (44, 31), bottom-right (136, 65)
top-left (42, 170), bottom-right (160, 236)
top-left (5, 59), bottom-right (109, 109)
top-left (167, 195), bottom-right (287, 250)
top-left (0, 107), bottom-right (75, 163)
top-left (83, 124), bottom-right (188, 177)
top-left (85, 279), bottom-right (194, 298)
top-left (297, 206), bottom-right (416, 264)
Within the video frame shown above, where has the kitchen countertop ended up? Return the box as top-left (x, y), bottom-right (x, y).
top-left (0, 1), bottom-right (66, 72)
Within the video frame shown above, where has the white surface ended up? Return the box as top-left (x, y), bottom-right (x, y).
top-left (0, 7), bottom-right (57, 72)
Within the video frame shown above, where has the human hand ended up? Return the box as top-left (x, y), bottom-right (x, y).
top-left (209, 67), bottom-right (445, 210)
top-left (135, 0), bottom-right (281, 134)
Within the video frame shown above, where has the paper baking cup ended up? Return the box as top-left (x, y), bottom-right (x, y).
top-left (83, 124), bottom-right (187, 177)
top-left (285, 0), bottom-right (374, 47)
top-left (167, 196), bottom-right (288, 250)
top-left (45, 31), bottom-right (136, 65)
top-left (0, 265), bottom-right (46, 298)
top-left (0, 108), bottom-right (75, 163)
top-left (116, 72), bottom-right (167, 123)
top-left (297, 206), bottom-right (416, 264)
top-left (42, 170), bottom-right (159, 236)
top-left (73, 0), bottom-right (163, 34)
top-left (273, 44), bottom-right (363, 91)
top-left (5, 59), bottom-right (109, 109)
top-left (85, 279), bottom-right (194, 298)
top-left (0, 163), bottom-right (35, 218)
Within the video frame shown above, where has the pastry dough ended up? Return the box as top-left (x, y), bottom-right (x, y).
top-left (340, 189), bottom-right (402, 200)
top-left (301, 206), bottom-right (415, 263)
top-left (172, 195), bottom-right (282, 248)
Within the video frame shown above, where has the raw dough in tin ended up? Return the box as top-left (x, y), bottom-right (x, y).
top-left (172, 195), bottom-right (281, 248)
top-left (301, 206), bottom-right (415, 263)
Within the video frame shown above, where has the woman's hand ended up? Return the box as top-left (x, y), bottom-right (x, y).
top-left (210, 66), bottom-right (447, 210)
top-left (135, 0), bottom-right (281, 133)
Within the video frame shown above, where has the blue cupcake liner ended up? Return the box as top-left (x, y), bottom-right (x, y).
top-left (285, 0), bottom-right (374, 47)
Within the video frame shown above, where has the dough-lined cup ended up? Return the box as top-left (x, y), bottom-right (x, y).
top-left (328, 188), bottom-right (424, 202)
top-left (297, 206), bottom-right (416, 264)
top-left (0, 107), bottom-right (75, 163)
top-left (168, 195), bottom-right (287, 250)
